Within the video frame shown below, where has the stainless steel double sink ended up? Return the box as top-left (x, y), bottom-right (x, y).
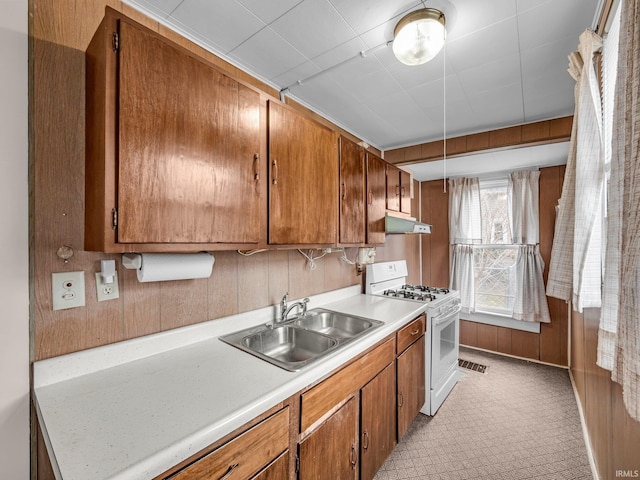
top-left (219, 309), bottom-right (384, 371)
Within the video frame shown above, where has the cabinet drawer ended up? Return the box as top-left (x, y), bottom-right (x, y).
top-left (301, 338), bottom-right (395, 433)
top-left (167, 407), bottom-right (289, 480)
top-left (396, 315), bottom-right (425, 354)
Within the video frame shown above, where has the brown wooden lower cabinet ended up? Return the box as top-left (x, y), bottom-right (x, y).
top-left (298, 396), bottom-right (359, 480)
top-left (360, 362), bottom-right (397, 480)
top-left (251, 451), bottom-right (289, 480)
top-left (397, 335), bottom-right (426, 439)
top-left (163, 407), bottom-right (289, 480)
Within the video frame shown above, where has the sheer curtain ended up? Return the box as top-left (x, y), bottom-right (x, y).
top-left (509, 170), bottom-right (539, 244)
top-left (598, 3), bottom-right (622, 372)
top-left (509, 171), bottom-right (551, 323)
top-left (606, 0), bottom-right (640, 421)
top-left (450, 245), bottom-right (475, 314)
top-left (513, 245), bottom-right (551, 323)
top-left (448, 178), bottom-right (481, 313)
top-left (547, 29), bottom-right (604, 311)
top-left (448, 177), bottom-right (482, 245)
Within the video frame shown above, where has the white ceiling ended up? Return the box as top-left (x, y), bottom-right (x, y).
top-left (122, 0), bottom-right (599, 170)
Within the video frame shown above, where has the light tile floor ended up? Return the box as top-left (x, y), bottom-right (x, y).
top-left (374, 347), bottom-right (592, 480)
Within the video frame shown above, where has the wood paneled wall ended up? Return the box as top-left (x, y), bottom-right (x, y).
top-left (571, 309), bottom-right (640, 479)
top-left (374, 180), bottom-right (421, 285)
top-left (385, 117), bottom-right (573, 165)
top-left (29, 0), bottom-right (366, 361)
top-left (423, 166), bottom-right (569, 366)
top-left (420, 179), bottom-right (449, 288)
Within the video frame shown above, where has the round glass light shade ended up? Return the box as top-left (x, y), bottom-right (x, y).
top-left (392, 8), bottom-right (446, 66)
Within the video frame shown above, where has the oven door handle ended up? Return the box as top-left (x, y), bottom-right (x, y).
top-left (432, 304), bottom-right (461, 326)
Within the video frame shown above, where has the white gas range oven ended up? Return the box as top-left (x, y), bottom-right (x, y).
top-left (366, 260), bottom-right (462, 415)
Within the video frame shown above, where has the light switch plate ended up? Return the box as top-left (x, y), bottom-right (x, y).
top-left (52, 271), bottom-right (85, 311)
top-left (95, 272), bottom-right (120, 302)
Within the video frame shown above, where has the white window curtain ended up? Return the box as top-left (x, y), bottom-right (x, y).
top-left (448, 177), bottom-right (482, 245)
top-left (600, 0), bottom-right (640, 422)
top-left (508, 170), bottom-right (540, 244)
top-left (450, 245), bottom-right (475, 314)
top-left (546, 29), bottom-right (604, 313)
top-left (513, 245), bottom-right (551, 323)
top-left (448, 177), bottom-right (481, 313)
top-left (509, 170), bottom-right (551, 323)
top-left (597, 3), bottom-right (622, 372)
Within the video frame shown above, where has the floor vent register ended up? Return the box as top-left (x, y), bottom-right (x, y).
top-left (458, 358), bottom-right (488, 374)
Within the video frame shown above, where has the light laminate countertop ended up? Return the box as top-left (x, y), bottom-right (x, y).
top-left (34, 288), bottom-right (426, 480)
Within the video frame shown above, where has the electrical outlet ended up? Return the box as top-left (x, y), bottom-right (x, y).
top-left (95, 272), bottom-right (120, 302)
top-left (357, 247), bottom-right (376, 265)
top-left (52, 271), bottom-right (85, 311)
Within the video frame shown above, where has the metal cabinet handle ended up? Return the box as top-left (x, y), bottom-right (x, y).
top-left (401, 186), bottom-right (406, 197)
top-left (272, 159), bottom-right (278, 185)
top-left (398, 391), bottom-right (404, 407)
top-left (411, 328), bottom-right (420, 336)
top-left (368, 190), bottom-right (373, 205)
top-left (219, 463), bottom-right (239, 480)
top-left (253, 153), bottom-right (260, 181)
top-left (350, 444), bottom-right (358, 468)
top-left (253, 153), bottom-right (261, 195)
top-left (362, 430), bottom-right (369, 450)
top-left (395, 185), bottom-right (400, 196)
top-left (342, 182), bottom-right (346, 200)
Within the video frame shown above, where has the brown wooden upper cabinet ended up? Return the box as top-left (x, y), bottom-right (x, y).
top-left (365, 152), bottom-right (387, 245)
top-left (386, 164), bottom-right (401, 212)
top-left (85, 9), bottom-right (266, 252)
top-left (338, 137), bottom-right (365, 245)
top-left (268, 101), bottom-right (339, 245)
top-left (400, 169), bottom-right (412, 215)
top-left (385, 164), bottom-right (412, 215)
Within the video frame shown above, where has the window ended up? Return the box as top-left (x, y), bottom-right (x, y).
top-left (473, 179), bottom-right (518, 316)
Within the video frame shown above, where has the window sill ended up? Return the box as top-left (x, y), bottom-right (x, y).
top-left (460, 311), bottom-right (541, 333)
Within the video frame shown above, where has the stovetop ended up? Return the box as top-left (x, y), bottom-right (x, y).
top-left (381, 284), bottom-right (451, 302)
top-left (365, 260), bottom-right (459, 309)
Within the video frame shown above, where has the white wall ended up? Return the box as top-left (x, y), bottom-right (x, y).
top-left (0, 0), bottom-right (30, 478)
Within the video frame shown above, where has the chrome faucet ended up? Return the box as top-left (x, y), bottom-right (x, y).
top-left (278, 292), bottom-right (309, 323)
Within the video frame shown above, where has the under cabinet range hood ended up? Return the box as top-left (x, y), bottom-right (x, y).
top-left (385, 213), bottom-right (432, 234)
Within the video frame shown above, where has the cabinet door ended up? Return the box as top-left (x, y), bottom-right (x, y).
top-left (361, 363), bottom-right (396, 480)
top-left (116, 20), bottom-right (263, 244)
top-left (400, 170), bottom-right (412, 215)
top-left (386, 164), bottom-right (401, 212)
top-left (397, 336), bottom-right (426, 439)
top-left (366, 153), bottom-right (386, 245)
top-left (268, 101), bottom-right (338, 245)
top-left (339, 137), bottom-right (365, 244)
top-left (299, 396), bottom-right (358, 480)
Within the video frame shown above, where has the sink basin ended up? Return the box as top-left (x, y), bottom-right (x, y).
top-left (219, 308), bottom-right (384, 371)
top-left (294, 309), bottom-right (383, 339)
top-left (242, 325), bottom-right (337, 364)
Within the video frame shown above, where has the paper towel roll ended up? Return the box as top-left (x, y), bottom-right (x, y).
top-left (136, 253), bottom-right (215, 282)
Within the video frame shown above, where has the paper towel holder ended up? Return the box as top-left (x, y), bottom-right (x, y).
top-left (122, 253), bottom-right (142, 270)
top-left (121, 253), bottom-right (215, 283)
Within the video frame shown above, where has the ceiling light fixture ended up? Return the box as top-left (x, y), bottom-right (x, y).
top-left (392, 8), bottom-right (446, 66)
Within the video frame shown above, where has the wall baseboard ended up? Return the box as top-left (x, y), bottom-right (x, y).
top-left (568, 369), bottom-right (600, 480)
top-left (460, 344), bottom-right (568, 369)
